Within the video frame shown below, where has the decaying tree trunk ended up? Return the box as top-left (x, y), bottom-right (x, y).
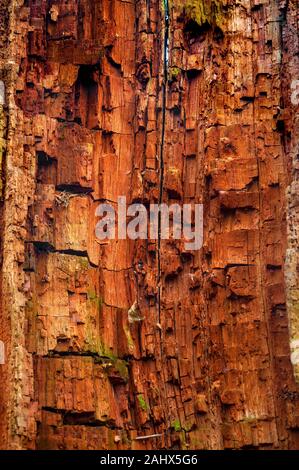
top-left (0, 0), bottom-right (299, 450)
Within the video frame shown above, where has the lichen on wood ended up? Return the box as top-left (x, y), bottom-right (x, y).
top-left (179, 0), bottom-right (226, 28)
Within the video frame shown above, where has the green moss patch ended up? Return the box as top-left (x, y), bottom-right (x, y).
top-left (171, 418), bottom-right (182, 432)
top-left (137, 394), bottom-right (149, 412)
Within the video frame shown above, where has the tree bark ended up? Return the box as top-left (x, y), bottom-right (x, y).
top-left (0, 0), bottom-right (299, 450)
